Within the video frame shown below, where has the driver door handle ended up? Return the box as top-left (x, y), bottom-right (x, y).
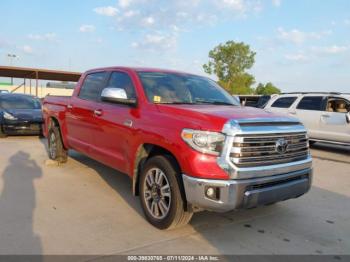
top-left (93, 109), bottom-right (103, 117)
top-left (67, 104), bottom-right (73, 109)
top-left (322, 113), bottom-right (330, 118)
top-left (123, 119), bottom-right (133, 127)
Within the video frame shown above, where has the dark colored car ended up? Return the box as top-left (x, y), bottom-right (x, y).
top-left (0, 94), bottom-right (43, 137)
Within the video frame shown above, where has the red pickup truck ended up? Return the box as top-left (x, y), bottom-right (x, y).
top-left (43, 67), bottom-right (313, 229)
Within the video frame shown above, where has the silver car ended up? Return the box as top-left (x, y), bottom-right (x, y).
top-left (264, 92), bottom-right (350, 146)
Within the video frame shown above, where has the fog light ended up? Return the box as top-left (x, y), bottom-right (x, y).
top-left (206, 187), bottom-right (215, 197)
top-left (205, 186), bottom-right (220, 200)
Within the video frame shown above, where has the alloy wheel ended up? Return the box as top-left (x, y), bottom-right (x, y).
top-left (143, 167), bottom-right (171, 220)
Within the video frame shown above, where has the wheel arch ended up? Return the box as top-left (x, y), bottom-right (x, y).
top-left (48, 116), bottom-right (68, 149)
top-left (132, 143), bottom-right (182, 196)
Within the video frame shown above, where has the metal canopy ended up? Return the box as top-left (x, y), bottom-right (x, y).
top-left (0, 66), bottom-right (81, 82)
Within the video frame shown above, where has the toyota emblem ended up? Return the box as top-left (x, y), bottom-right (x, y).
top-left (275, 138), bottom-right (289, 154)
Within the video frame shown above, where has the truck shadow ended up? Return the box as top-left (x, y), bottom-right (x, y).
top-left (69, 151), bottom-right (144, 215)
top-left (0, 151), bottom-right (43, 255)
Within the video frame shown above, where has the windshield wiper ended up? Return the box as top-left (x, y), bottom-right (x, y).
top-left (156, 101), bottom-right (195, 105)
top-left (194, 99), bottom-right (235, 106)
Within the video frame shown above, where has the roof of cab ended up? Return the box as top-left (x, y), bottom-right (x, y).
top-left (85, 66), bottom-right (199, 76)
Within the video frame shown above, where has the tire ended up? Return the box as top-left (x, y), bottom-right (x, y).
top-left (139, 155), bottom-right (193, 230)
top-left (39, 128), bottom-right (45, 138)
top-left (0, 125), bottom-right (7, 138)
top-left (48, 126), bottom-right (68, 163)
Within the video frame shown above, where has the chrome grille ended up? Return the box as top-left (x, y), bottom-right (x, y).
top-left (230, 132), bottom-right (309, 167)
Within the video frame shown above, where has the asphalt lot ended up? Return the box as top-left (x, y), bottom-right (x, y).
top-left (0, 136), bottom-right (349, 255)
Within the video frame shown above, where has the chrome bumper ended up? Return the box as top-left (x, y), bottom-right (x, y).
top-left (183, 168), bottom-right (313, 212)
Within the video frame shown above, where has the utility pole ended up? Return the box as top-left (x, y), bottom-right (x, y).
top-left (7, 53), bottom-right (19, 85)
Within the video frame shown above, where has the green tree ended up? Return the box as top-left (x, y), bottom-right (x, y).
top-left (255, 82), bottom-right (281, 95)
top-left (203, 41), bottom-right (256, 94)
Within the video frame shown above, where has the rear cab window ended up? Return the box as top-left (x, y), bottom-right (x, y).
top-left (296, 96), bottom-right (325, 111)
top-left (78, 72), bottom-right (108, 101)
top-left (271, 96), bottom-right (298, 108)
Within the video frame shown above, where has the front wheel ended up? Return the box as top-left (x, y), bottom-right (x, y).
top-left (0, 125), bottom-right (7, 138)
top-left (48, 126), bottom-right (68, 163)
top-left (139, 155), bottom-right (193, 230)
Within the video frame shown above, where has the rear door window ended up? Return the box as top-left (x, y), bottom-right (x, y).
top-left (271, 97), bottom-right (297, 108)
top-left (326, 97), bottom-right (350, 113)
top-left (78, 72), bottom-right (108, 101)
top-left (296, 96), bottom-right (324, 111)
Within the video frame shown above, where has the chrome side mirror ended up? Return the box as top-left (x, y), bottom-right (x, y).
top-left (346, 112), bottom-right (350, 124)
top-left (101, 87), bottom-right (137, 106)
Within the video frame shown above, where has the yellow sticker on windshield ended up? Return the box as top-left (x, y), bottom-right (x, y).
top-left (153, 96), bottom-right (161, 103)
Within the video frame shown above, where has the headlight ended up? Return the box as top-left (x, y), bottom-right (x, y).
top-left (181, 129), bottom-right (225, 155)
top-left (3, 112), bottom-right (17, 120)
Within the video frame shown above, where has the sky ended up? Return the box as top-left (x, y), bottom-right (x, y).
top-left (0, 0), bottom-right (349, 93)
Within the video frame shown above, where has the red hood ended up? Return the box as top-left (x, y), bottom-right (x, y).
top-left (156, 104), bottom-right (294, 131)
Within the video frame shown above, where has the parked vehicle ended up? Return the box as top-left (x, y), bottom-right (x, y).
top-left (239, 95), bottom-right (273, 108)
top-left (0, 93), bottom-right (43, 137)
top-left (42, 67), bottom-right (313, 229)
top-left (0, 90), bottom-right (10, 94)
top-left (264, 92), bottom-right (350, 146)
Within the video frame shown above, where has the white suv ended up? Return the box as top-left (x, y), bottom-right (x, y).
top-left (264, 93), bottom-right (350, 145)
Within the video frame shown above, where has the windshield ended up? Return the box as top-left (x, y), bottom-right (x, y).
top-left (138, 72), bottom-right (238, 106)
top-left (0, 95), bottom-right (42, 110)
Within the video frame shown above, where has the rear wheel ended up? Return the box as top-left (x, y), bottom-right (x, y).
top-left (48, 126), bottom-right (68, 163)
top-left (139, 155), bottom-right (193, 230)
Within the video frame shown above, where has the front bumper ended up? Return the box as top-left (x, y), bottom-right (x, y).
top-left (2, 121), bottom-right (42, 135)
top-left (183, 168), bottom-right (313, 212)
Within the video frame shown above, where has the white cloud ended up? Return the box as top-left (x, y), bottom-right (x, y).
top-left (93, 0), bottom-right (264, 49)
top-left (19, 45), bottom-right (33, 54)
top-left (118, 0), bottom-right (133, 8)
top-left (284, 53), bottom-right (308, 62)
top-left (132, 32), bottom-right (177, 50)
top-left (28, 33), bottom-right (57, 41)
top-left (277, 27), bottom-right (331, 45)
top-left (124, 10), bottom-right (140, 18)
top-left (170, 25), bottom-right (180, 32)
top-left (94, 6), bottom-right (118, 17)
top-left (176, 11), bottom-right (188, 18)
top-left (214, 0), bottom-right (262, 15)
top-left (220, 0), bottom-right (245, 12)
top-left (141, 16), bottom-right (155, 27)
top-left (79, 25), bottom-right (96, 33)
top-left (97, 0), bottom-right (261, 33)
top-left (344, 19), bottom-right (350, 26)
top-left (272, 0), bottom-right (281, 7)
top-left (311, 45), bottom-right (349, 54)
top-left (195, 13), bottom-right (218, 25)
